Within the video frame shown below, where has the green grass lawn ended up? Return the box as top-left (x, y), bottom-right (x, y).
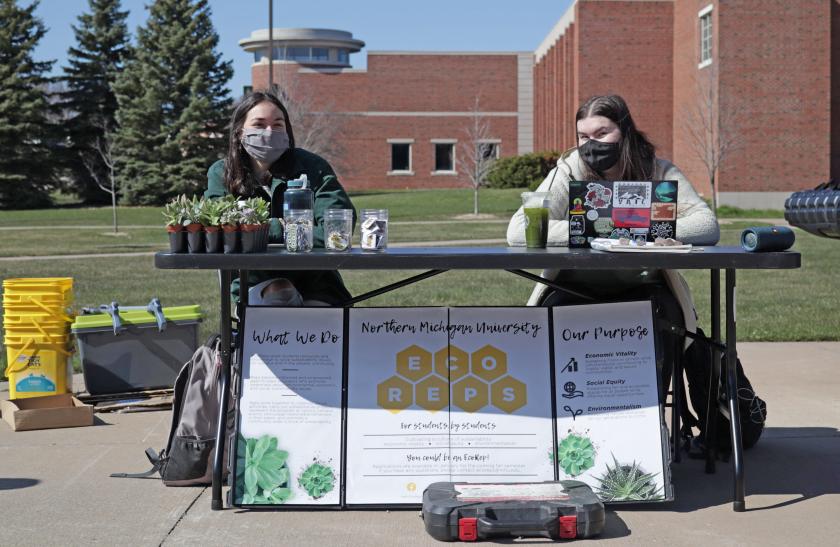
top-left (0, 222), bottom-right (508, 257)
top-left (0, 188), bottom-right (522, 227)
top-left (1, 192), bottom-right (836, 379)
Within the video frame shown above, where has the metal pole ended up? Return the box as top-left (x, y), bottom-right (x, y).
top-left (726, 269), bottom-right (746, 512)
top-left (211, 270), bottom-right (232, 510)
top-left (706, 269), bottom-right (721, 474)
top-left (268, 0), bottom-right (273, 91)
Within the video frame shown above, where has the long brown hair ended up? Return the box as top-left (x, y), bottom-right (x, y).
top-left (575, 95), bottom-right (656, 181)
top-left (223, 91), bottom-right (296, 196)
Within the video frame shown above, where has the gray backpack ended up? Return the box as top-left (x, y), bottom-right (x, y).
top-left (112, 334), bottom-right (230, 485)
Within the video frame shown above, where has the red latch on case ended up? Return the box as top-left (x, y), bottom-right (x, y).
top-left (458, 517), bottom-right (478, 541)
top-left (559, 515), bottom-right (577, 539)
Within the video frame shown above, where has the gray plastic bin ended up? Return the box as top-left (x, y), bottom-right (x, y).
top-left (71, 305), bottom-right (202, 396)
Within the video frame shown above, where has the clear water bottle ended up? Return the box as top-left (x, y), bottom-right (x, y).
top-left (283, 175), bottom-right (314, 214)
top-left (284, 175), bottom-right (314, 252)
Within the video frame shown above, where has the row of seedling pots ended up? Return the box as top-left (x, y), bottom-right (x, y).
top-left (163, 195), bottom-right (271, 254)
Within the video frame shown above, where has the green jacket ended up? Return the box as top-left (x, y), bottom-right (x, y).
top-left (205, 149), bottom-right (356, 305)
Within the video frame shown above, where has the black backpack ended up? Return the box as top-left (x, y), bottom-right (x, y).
top-left (112, 334), bottom-right (232, 485)
top-left (680, 327), bottom-right (767, 455)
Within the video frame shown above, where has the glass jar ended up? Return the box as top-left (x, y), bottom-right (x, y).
top-left (284, 209), bottom-right (313, 253)
top-left (324, 209), bottom-right (353, 252)
top-left (360, 209), bottom-right (388, 252)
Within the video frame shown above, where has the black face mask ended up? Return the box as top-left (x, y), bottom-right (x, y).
top-left (579, 139), bottom-right (621, 173)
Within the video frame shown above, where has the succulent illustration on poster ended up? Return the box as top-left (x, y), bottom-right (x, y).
top-left (593, 454), bottom-right (663, 502)
top-left (235, 434), bottom-right (292, 505)
top-left (552, 432), bottom-right (597, 477)
top-left (298, 460), bottom-right (337, 500)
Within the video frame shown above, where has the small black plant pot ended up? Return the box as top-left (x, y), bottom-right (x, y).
top-left (241, 225), bottom-right (269, 253)
top-left (168, 230), bottom-right (187, 253)
top-left (187, 230), bottom-right (205, 253)
top-left (223, 229), bottom-right (240, 254)
top-left (205, 229), bottom-right (223, 253)
top-left (241, 228), bottom-right (258, 253)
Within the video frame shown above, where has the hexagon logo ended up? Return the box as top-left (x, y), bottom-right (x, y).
top-left (396, 345), bottom-right (432, 382)
top-left (491, 376), bottom-right (528, 413)
top-left (415, 374), bottom-right (449, 412)
top-left (434, 345), bottom-right (469, 381)
top-left (452, 375), bottom-right (489, 413)
top-left (470, 345), bottom-right (507, 382)
top-left (377, 375), bottom-right (413, 413)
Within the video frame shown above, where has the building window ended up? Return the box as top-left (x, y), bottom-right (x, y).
top-left (287, 47), bottom-right (310, 61)
top-left (312, 47), bottom-right (329, 61)
top-left (699, 5), bottom-right (713, 68)
top-left (478, 140), bottom-right (500, 161)
top-left (434, 143), bottom-right (455, 172)
top-left (388, 140), bottom-right (413, 174)
top-left (337, 49), bottom-right (349, 64)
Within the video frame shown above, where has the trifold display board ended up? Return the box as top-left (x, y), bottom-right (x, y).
top-left (231, 301), bottom-right (671, 508)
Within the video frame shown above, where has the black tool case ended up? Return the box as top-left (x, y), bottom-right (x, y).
top-left (421, 481), bottom-right (605, 542)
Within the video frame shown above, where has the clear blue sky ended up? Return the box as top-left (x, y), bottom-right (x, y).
top-left (33, 0), bottom-right (573, 95)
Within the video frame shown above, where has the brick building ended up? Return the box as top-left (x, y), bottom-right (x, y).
top-left (535, 0), bottom-right (840, 207)
top-left (240, 29), bottom-right (533, 190)
top-left (242, 1), bottom-right (839, 206)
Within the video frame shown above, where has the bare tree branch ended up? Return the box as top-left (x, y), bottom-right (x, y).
top-left (680, 64), bottom-right (742, 212)
top-left (270, 80), bottom-right (346, 173)
top-left (81, 114), bottom-right (119, 232)
top-left (456, 96), bottom-right (497, 215)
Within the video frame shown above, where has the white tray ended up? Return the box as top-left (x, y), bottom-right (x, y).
top-left (590, 239), bottom-right (697, 253)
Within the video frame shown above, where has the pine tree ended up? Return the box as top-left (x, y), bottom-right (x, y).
top-left (113, 0), bottom-right (232, 205)
top-left (60, 0), bottom-right (130, 205)
top-left (0, 0), bottom-right (56, 209)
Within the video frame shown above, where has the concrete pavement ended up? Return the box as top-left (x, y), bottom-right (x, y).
top-left (1, 342), bottom-right (838, 546)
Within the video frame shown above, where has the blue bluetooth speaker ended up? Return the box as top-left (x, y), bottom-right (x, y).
top-left (740, 226), bottom-right (795, 252)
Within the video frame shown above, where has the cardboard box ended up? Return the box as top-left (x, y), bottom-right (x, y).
top-left (1, 393), bottom-right (94, 431)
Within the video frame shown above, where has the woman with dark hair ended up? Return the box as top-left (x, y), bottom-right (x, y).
top-left (507, 95), bottom-right (719, 395)
top-left (205, 90), bottom-right (356, 306)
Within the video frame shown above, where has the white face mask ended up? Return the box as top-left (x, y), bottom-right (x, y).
top-left (241, 128), bottom-right (290, 164)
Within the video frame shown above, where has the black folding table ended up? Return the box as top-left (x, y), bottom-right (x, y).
top-left (154, 246), bottom-right (801, 512)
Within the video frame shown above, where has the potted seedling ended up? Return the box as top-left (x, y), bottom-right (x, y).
top-left (220, 197), bottom-right (241, 254)
top-left (199, 198), bottom-right (227, 253)
top-left (183, 195), bottom-right (205, 253)
top-left (162, 196), bottom-right (187, 253)
top-left (239, 197), bottom-right (270, 253)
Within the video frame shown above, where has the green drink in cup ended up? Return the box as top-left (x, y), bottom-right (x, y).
top-left (521, 192), bottom-right (551, 248)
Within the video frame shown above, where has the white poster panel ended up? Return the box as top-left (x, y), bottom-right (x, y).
top-left (346, 308), bottom-right (450, 504)
top-left (235, 307), bottom-right (344, 506)
top-left (552, 301), bottom-right (668, 502)
top-left (447, 307), bottom-right (555, 483)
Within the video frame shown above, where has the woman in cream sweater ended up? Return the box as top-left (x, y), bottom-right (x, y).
top-left (507, 95), bottom-right (720, 396)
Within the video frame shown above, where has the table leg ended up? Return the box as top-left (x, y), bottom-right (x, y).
top-left (705, 270), bottom-right (721, 474)
top-left (211, 270), bottom-right (233, 511)
top-left (726, 268), bottom-right (746, 512)
top-left (671, 336), bottom-right (682, 463)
